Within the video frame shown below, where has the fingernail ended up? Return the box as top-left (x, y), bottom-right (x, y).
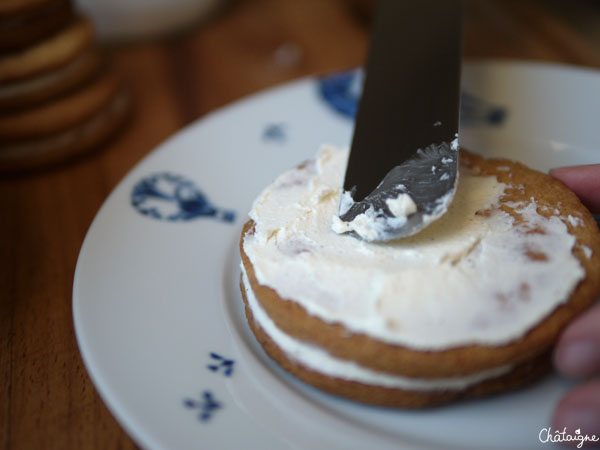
top-left (556, 340), bottom-right (600, 378)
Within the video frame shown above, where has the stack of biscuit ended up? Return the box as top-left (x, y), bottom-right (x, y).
top-left (240, 146), bottom-right (600, 408)
top-left (0, 0), bottom-right (132, 171)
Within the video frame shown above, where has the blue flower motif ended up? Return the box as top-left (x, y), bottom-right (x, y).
top-left (207, 352), bottom-right (234, 377)
top-left (317, 69), bottom-right (507, 126)
top-left (318, 70), bottom-right (363, 119)
top-left (263, 123), bottom-right (287, 143)
top-left (460, 92), bottom-right (507, 126)
top-left (131, 173), bottom-right (235, 223)
top-left (183, 391), bottom-right (222, 422)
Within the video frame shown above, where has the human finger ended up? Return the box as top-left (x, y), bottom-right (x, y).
top-left (550, 165), bottom-right (600, 213)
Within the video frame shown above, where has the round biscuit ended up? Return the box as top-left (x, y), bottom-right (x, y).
top-left (0, 48), bottom-right (103, 111)
top-left (0, 0), bottom-right (73, 52)
top-left (0, 83), bottom-right (132, 172)
top-left (0, 69), bottom-right (120, 141)
top-left (0, 16), bottom-right (93, 83)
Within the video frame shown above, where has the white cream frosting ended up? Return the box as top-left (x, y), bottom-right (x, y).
top-left (330, 192), bottom-right (418, 242)
top-left (386, 193), bottom-right (418, 218)
top-left (244, 145), bottom-right (584, 349)
top-left (241, 266), bottom-right (512, 391)
top-left (331, 204), bottom-right (408, 241)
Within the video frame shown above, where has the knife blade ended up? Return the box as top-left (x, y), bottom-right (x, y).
top-left (336, 0), bottom-right (463, 242)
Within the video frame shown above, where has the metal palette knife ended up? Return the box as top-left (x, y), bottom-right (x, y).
top-left (337, 0), bottom-right (463, 242)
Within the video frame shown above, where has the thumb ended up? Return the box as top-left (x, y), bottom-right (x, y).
top-left (550, 165), bottom-right (600, 214)
top-left (554, 301), bottom-right (600, 378)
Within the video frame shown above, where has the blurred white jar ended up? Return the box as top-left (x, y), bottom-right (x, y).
top-left (75, 0), bottom-right (224, 42)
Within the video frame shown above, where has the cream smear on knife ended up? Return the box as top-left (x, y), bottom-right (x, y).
top-left (243, 145), bottom-right (584, 350)
top-left (334, 138), bottom-right (459, 242)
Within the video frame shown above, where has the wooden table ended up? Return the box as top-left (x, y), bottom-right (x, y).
top-left (1, 0), bottom-right (599, 448)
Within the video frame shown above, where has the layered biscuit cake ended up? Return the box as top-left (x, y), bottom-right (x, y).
top-left (240, 145), bottom-right (600, 407)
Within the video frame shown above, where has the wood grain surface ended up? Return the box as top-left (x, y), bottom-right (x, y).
top-left (1, 0), bottom-right (599, 448)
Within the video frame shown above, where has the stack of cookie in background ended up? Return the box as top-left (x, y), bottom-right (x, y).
top-left (0, 0), bottom-right (132, 172)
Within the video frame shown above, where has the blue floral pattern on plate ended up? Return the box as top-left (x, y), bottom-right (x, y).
top-left (207, 352), bottom-right (234, 377)
top-left (183, 391), bottom-right (222, 422)
top-left (184, 353), bottom-right (235, 422)
top-left (131, 173), bottom-right (236, 223)
top-left (318, 70), bottom-right (363, 118)
top-left (263, 122), bottom-right (288, 143)
top-left (318, 69), bottom-right (507, 126)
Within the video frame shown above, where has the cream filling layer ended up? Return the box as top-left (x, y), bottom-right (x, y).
top-left (241, 266), bottom-right (512, 391)
top-left (244, 145), bottom-right (585, 350)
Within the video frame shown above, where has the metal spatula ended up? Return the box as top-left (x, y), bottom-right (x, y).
top-left (336, 0), bottom-right (463, 242)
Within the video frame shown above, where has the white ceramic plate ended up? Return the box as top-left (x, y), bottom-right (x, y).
top-left (73, 61), bottom-right (600, 450)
